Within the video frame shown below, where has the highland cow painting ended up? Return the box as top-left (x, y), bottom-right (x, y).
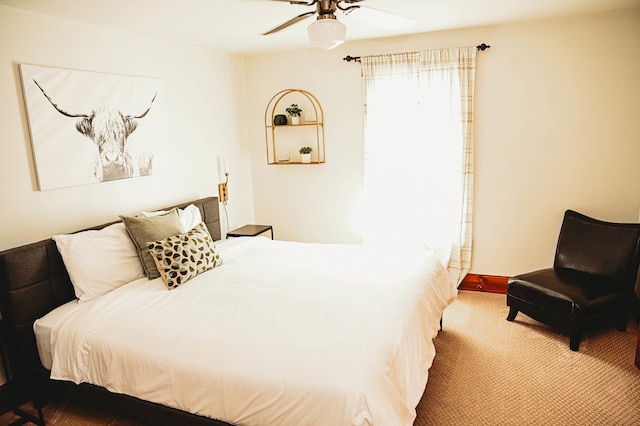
top-left (19, 64), bottom-right (161, 190)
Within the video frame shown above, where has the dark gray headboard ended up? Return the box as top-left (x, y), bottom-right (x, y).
top-left (0, 196), bottom-right (220, 392)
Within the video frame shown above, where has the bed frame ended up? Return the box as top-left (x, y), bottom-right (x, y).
top-left (0, 196), bottom-right (235, 425)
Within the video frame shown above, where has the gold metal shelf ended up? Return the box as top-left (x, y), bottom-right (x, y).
top-left (266, 122), bottom-right (322, 128)
top-left (264, 89), bottom-right (325, 165)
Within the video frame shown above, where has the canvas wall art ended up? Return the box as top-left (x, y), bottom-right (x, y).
top-left (19, 64), bottom-right (161, 190)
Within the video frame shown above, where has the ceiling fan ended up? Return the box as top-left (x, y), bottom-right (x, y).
top-left (262, 0), bottom-right (414, 50)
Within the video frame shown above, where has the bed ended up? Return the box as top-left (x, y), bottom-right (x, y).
top-left (0, 196), bottom-right (457, 426)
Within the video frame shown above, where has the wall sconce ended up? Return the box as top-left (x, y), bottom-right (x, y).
top-left (218, 158), bottom-right (229, 203)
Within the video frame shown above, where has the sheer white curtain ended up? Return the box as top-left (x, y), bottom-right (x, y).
top-left (360, 47), bottom-right (476, 284)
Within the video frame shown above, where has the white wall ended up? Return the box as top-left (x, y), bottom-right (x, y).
top-left (244, 48), bottom-right (365, 245)
top-left (244, 8), bottom-right (640, 276)
top-left (0, 6), bottom-right (255, 252)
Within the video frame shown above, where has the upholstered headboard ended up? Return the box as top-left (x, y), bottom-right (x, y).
top-left (0, 196), bottom-right (221, 394)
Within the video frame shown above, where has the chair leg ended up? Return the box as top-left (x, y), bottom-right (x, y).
top-left (616, 313), bottom-right (628, 332)
top-left (506, 306), bottom-right (518, 322)
top-left (11, 405), bottom-right (45, 426)
top-left (570, 331), bottom-right (581, 351)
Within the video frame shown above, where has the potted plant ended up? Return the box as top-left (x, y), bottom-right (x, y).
top-left (299, 146), bottom-right (312, 163)
top-left (286, 104), bottom-right (302, 125)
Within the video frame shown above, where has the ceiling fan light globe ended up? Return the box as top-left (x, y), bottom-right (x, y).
top-left (307, 18), bottom-right (346, 50)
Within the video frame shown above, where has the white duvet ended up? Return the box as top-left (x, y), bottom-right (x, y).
top-left (38, 237), bottom-right (457, 426)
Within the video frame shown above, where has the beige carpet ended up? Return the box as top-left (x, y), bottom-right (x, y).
top-left (2, 291), bottom-right (639, 425)
top-left (416, 291), bottom-right (640, 426)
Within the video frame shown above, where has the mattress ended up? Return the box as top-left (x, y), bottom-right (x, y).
top-left (35, 237), bottom-right (457, 426)
top-left (34, 299), bottom-right (81, 370)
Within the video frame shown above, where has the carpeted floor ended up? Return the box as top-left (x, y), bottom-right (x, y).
top-left (417, 291), bottom-right (640, 426)
top-left (2, 291), bottom-right (639, 425)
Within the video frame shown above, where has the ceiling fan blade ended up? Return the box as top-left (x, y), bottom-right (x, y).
top-left (261, 0), bottom-right (318, 4)
top-left (262, 11), bottom-right (316, 35)
top-left (344, 6), bottom-right (414, 30)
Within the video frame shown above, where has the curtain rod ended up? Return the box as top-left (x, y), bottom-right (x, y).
top-left (343, 43), bottom-right (491, 63)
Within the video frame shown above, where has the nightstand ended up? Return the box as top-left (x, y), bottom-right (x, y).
top-left (636, 326), bottom-right (640, 369)
top-left (227, 224), bottom-right (273, 240)
top-left (0, 319), bottom-right (11, 396)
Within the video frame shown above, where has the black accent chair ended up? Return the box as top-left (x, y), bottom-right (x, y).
top-left (507, 210), bottom-right (640, 351)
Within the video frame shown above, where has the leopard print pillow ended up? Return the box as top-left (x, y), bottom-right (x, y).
top-left (147, 222), bottom-right (223, 289)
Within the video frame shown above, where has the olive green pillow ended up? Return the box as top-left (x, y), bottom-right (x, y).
top-left (120, 208), bottom-right (183, 279)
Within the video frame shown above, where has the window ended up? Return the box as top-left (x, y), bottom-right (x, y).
top-left (360, 47), bottom-right (476, 284)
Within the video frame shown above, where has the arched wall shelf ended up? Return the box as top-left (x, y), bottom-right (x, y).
top-left (264, 89), bottom-right (325, 165)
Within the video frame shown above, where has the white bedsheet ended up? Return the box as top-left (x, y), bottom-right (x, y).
top-left (38, 237), bottom-right (457, 426)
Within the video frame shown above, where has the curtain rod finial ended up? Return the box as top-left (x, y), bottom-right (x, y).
top-left (476, 43), bottom-right (491, 51)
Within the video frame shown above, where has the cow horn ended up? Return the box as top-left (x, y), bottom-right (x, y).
top-left (32, 79), bottom-right (89, 118)
top-left (127, 93), bottom-right (157, 120)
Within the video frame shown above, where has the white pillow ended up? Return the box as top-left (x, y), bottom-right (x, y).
top-left (141, 204), bottom-right (202, 232)
top-left (53, 222), bottom-right (145, 302)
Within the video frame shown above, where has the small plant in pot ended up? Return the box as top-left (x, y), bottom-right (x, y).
top-left (299, 146), bottom-right (313, 163)
top-left (286, 104), bottom-right (302, 125)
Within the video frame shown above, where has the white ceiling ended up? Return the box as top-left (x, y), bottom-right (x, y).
top-left (2, 0), bottom-right (639, 54)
